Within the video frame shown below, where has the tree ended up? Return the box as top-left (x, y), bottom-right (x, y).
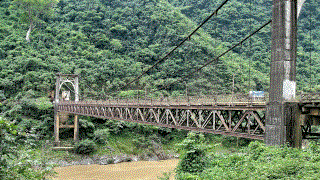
top-left (175, 132), bottom-right (209, 179)
top-left (13, 0), bottom-right (59, 42)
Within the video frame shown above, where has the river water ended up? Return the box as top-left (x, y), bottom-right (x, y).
top-left (54, 159), bottom-right (179, 180)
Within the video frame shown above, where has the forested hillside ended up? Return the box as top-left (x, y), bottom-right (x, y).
top-left (1, 0), bottom-right (320, 102)
top-left (170, 0), bottom-right (320, 91)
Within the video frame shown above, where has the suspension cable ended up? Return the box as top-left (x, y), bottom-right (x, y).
top-left (122, 0), bottom-right (231, 89)
top-left (80, 76), bottom-right (108, 99)
top-left (63, 83), bottom-right (83, 101)
top-left (308, 1), bottom-right (313, 91)
top-left (79, 75), bottom-right (97, 93)
top-left (156, 19), bottom-right (272, 92)
top-left (248, 0), bottom-right (253, 92)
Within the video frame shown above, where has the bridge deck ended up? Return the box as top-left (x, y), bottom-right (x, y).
top-left (62, 103), bottom-right (266, 111)
top-left (59, 97), bottom-right (267, 109)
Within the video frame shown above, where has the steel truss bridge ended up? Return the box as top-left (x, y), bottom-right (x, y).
top-left (54, 0), bottom-right (320, 148)
top-left (55, 93), bottom-right (320, 147)
top-left (56, 98), bottom-right (266, 140)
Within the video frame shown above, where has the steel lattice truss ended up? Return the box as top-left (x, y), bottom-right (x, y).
top-left (56, 101), bottom-right (266, 140)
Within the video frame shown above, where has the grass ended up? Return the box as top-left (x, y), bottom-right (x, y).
top-left (96, 134), bottom-right (136, 156)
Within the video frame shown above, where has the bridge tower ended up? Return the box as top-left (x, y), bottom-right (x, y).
top-left (266, 0), bottom-right (304, 147)
top-left (54, 74), bottom-right (80, 146)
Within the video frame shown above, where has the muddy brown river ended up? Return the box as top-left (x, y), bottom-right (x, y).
top-left (54, 159), bottom-right (179, 180)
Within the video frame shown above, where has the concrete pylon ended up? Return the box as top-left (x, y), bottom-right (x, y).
top-left (266, 0), bottom-right (302, 147)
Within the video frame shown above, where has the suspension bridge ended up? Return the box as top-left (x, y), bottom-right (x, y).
top-left (53, 0), bottom-right (320, 148)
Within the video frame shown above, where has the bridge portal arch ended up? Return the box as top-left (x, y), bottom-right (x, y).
top-left (54, 73), bottom-right (80, 147)
top-left (298, 0), bottom-right (307, 18)
top-left (55, 74), bottom-right (79, 103)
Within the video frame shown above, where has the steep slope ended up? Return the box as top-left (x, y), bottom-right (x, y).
top-left (0, 0), bottom-right (269, 102)
top-left (169, 0), bottom-right (320, 91)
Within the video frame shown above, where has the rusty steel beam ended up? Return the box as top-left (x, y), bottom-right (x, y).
top-left (56, 101), bottom-right (266, 140)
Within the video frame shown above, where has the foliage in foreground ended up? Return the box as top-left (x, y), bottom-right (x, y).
top-left (74, 139), bottom-right (97, 155)
top-left (0, 117), bottom-right (55, 180)
top-left (175, 135), bottom-right (320, 180)
top-left (175, 132), bottom-right (209, 180)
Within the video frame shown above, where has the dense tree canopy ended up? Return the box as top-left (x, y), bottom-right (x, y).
top-left (0, 0), bottom-right (320, 115)
top-left (12, 0), bottom-right (59, 42)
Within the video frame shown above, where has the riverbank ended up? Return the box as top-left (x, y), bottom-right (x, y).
top-left (53, 158), bottom-right (179, 180)
top-left (48, 153), bottom-right (178, 167)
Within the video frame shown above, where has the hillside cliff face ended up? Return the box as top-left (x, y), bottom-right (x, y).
top-left (0, 0), bottom-right (319, 102)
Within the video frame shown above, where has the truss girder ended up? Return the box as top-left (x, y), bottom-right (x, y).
top-left (56, 103), bottom-right (265, 140)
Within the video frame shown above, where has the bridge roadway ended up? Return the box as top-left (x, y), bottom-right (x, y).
top-left (56, 97), bottom-right (267, 140)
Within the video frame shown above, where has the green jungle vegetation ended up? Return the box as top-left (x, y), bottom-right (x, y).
top-left (172, 133), bottom-right (320, 180)
top-left (1, 0), bottom-right (320, 179)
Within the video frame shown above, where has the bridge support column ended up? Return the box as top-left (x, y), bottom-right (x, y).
top-left (54, 110), bottom-right (60, 146)
top-left (265, 0), bottom-right (301, 147)
top-left (266, 0), bottom-right (302, 147)
top-left (74, 115), bottom-right (79, 142)
top-left (54, 74), bottom-right (80, 147)
top-left (53, 112), bottom-right (80, 146)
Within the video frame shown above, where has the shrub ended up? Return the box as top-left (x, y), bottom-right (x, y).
top-left (79, 119), bottom-right (95, 139)
top-left (158, 172), bottom-right (173, 180)
top-left (198, 141), bottom-right (320, 179)
top-left (93, 129), bottom-right (110, 144)
top-left (0, 117), bottom-right (55, 179)
top-left (0, 90), bottom-right (6, 101)
top-left (175, 172), bottom-right (200, 180)
top-left (133, 136), bottom-right (151, 150)
top-left (105, 120), bottom-right (124, 135)
top-left (35, 97), bottom-right (53, 111)
top-left (221, 135), bottom-right (250, 148)
top-left (175, 132), bottom-right (209, 179)
top-left (118, 90), bottom-right (144, 98)
top-left (74, 139), bottom-right (97, 155)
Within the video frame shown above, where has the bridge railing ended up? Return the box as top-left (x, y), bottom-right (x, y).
top-left (59, 92), bottom-right (320, 105)
top-left (298, 92), bottom-right (320, 102)
top-left (58, 93), bottom-right (268, 106)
